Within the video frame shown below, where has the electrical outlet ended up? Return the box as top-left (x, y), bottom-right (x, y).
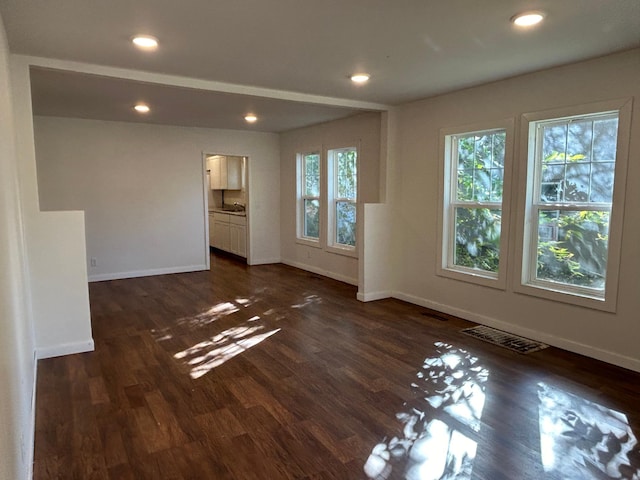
top-left (90, 257), bottom-right (97, 267)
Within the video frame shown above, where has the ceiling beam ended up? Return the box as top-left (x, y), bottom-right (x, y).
top-left (18, 55), bottom-right (390, 112)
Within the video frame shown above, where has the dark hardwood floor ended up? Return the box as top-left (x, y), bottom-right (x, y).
top-left (34, 252), bottom-right (640, 479)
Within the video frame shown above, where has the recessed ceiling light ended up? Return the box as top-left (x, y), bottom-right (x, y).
top-left (134, 104), bottom-right (150, 113)
top-left (351, 73), bottom-right (370, 84)
top-left (244, 114), bottom-right (258, 123)
top-left (511, 11), bottom-right (545, 27)
top-left (132, 35), bottom-right (159, 50)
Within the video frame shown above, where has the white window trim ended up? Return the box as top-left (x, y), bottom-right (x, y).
top-left (296, 148), bottom-right (323, 248)
top-left (326, 145), bottom-right (359, 258)
top-left (437, 119), bottom-right (515, 290)
top-left (513, 98), bottom-right (633, 312)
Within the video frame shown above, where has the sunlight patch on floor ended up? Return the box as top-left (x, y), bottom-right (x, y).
top-left (151, 299), bottom-right (254, 342)
top-left (174, 317), bottom-right (281, 379)
top-left (538, 382), bottom-right (639, 479)
top-left (152, 295), bottom-right (287, 379)
top-left (364, 342), bottom-right (489, 480)
top-left (157, 290), bottom-right (329, 379)
top-left (291, 294), bottom-right (322, 309)
top-left (178, 301), bottom-right (240, 328)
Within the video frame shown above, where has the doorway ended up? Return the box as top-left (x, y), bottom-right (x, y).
top-left (203, 154), bottom-right (250, 265)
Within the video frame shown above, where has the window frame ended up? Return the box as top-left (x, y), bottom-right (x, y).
top-left (296, 149), bottom-right (322, 247)
top-left (437, 119), bottom-right (515, 289)
top-left (326, 146), bottom-right (358, 257)
top-left (514, 98), bottom-right (633, 312)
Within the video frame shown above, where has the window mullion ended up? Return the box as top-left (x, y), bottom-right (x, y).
top-left (535, 203), bottom-right (611, 212)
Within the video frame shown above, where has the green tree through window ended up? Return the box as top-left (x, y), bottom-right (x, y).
top-left (447, 130), bottom-right (506, 274)
top-left (334, 149), bottom-right (357, 247)
top-left (300, 152), bottom-right (320, 240)
top-left (296, 147), bottom-right (358, 255)
top-left (531, 114), bottom-right (618, 290)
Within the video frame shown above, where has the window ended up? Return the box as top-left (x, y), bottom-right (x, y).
top-left (327, 147), bottom-right (357, 252)
top-left (518, 99), bottom-right (632, 310)
top-left (296, 146), bottom-right (359, 256)
top-left (438, 121), bottom-right (513, 288)
top-left (297, 152), bottom-right (320, 242)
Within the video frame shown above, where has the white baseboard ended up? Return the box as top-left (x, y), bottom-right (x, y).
top-left (248, 257), bottom-right (281, 266)
top-left (88, 264), bottom-right (208, 282)
top-left (36, 338), bottom-right (95, 360)
top-left (393, 291), bottom-right (640, 374)
top-left (282, 259), bottom-right (357, 286)
top-left (357, 290), bottom-right (392, 302)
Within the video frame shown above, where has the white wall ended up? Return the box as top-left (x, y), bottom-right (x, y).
top-left (34, 117), bottom-right (281, 280)
top-left (358, 203), bottom-right (393, 301)
top-left (391, 49), bottom-right (640, 371)
top-left (279, 112), bottom-right (381, 284)
top-left (357, 110), bottom-right (399, 301)
top-left (11, 58), bottom-right (94, 361)
top-left (0, 13), bottom-right (36, 480)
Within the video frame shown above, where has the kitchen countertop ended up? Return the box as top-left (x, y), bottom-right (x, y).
top-left (209, 208), bottom-right (246, 217)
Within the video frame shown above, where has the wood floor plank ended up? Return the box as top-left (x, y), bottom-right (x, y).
top-left (33, 252), bottom-right (640, 479)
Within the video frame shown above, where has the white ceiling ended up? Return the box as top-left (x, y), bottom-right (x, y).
top-left (1, 0), bottom-right (639, 132)
top-left (29, 68), bottom-right (365, 132)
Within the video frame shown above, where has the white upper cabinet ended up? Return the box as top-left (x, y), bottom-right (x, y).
top-left (207, 155), bottom-right (242, 190)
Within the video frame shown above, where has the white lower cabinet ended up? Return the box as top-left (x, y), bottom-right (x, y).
top-left (208, 214), bottom-right (215, 248)
top-left (229, 215), bottom-right (247, 257)
top-left (211, 212), bottom-right (246, 257)
top-left (213, 220), bottom-right (230, 251)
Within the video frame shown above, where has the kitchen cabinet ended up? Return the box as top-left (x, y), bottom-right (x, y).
top-left (229, 215), bottom-right (247, 257)
top-left (212, 213), bottom-right (231, 251)
top-left (208, 213), bottom-right (215, 248)
top-left (207, 155), bottom-right (242, 190)
top-left (211, 212), bottom-right (246, 257)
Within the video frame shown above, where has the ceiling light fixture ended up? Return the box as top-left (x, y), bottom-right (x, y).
top-left (132, 35), bottom-right (159, 50)
top-left (244, 114), bottom-right (258, 123)
top-left (134, 104), bottom-right (150, 113)
top-left (511, 11), bottom-right (545, 27)
top-left (350, 73), bottom-right (370, 84)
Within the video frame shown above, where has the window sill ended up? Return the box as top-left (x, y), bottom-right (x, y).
top-left (514, 281), bottom-right (615, 313)
top-left (437, 266), bottom-right (505, 290)
top-left (326, 244), bottom-right (358, 259)
top-left (296, 237), bottom-right (322, 249)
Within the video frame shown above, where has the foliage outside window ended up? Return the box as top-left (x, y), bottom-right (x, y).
top-left (329, 148), bottom-right (357, 249)
top-left (298, 152), bottom-right (320, 241)
top-left (442, 129), bottom-right (507, 280)
top-left (524, 112), bottom-right (619, 298)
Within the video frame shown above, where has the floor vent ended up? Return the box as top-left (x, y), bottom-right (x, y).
top-left (461, 325), bottom-right (548, 354)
